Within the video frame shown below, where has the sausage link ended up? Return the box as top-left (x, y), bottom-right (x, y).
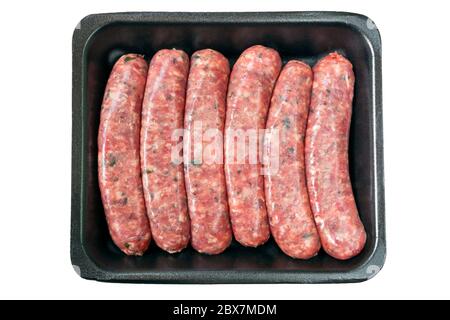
top-left (141, 49), bottom-right (190, 253)
top-left (305, 52), bottom-right (367, 260)
top-left (264, 60), bottom-right (321, 259)
top-left (184, 49), bottom-right (232, 254)
top-left (224, 45), bottom-right (282, 247)
top-left (98, 54), bottom-right (151, 256)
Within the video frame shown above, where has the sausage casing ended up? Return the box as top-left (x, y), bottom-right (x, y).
top-left (141, 49), bottom-right (191, 253)
top-left (98, 54), bottom-right (151, 256)
top-left (184, 49), bottom-right (233, 254)
top-left (224, 45), bottom-right (282, 247)
top-left (264, 60), bottom-right (321, 259)
top-left (305, 52), bottom-right (367, 260)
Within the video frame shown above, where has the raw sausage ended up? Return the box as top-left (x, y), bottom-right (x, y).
top-left (141, 49), bottom-right (190, 253)
top-left (305, 52), bottom-right (366, 260)
top-left (184, 49), bottom-right (232, 254)
top-left (264, 60), bottom-right (321, 259)
top-left (224, 45), bottom-right (282, 247)
top-left (98, 54), bottom-right (151, 256)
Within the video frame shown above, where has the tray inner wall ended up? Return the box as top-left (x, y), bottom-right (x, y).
top-left (82, 22), bottom-right (376, 273)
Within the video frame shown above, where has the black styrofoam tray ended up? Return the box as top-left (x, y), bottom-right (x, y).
top-left (71, 11), bottom-right (385, 283)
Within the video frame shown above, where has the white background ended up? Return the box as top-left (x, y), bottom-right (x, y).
top-left (0, 0), bottom-right (449, 300)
